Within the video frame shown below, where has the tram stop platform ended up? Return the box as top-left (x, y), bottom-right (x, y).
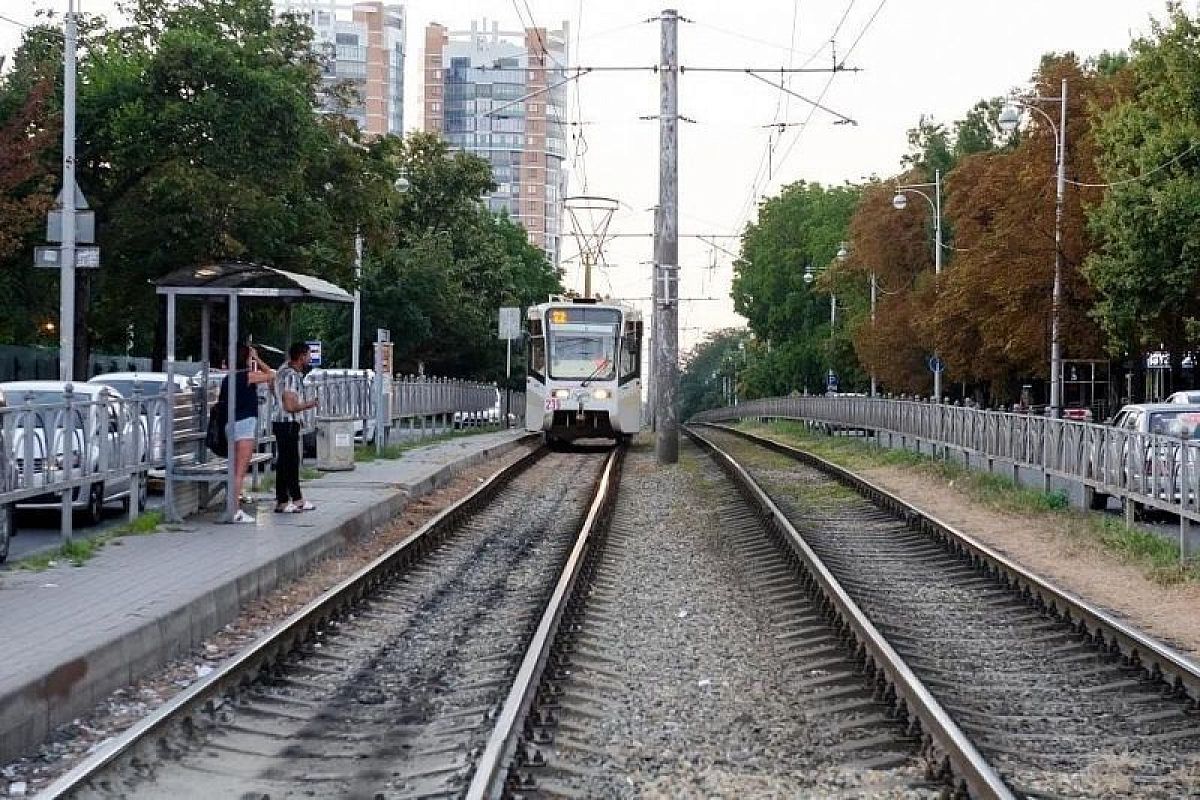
top-left (0, 429), bottom-right (536, 764)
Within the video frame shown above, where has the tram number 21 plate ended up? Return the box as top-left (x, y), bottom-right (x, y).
top-left (545, 397), bottom-right (560, 411)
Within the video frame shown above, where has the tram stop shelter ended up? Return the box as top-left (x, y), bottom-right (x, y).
top-left (153, 261), bottom-right (354, 523)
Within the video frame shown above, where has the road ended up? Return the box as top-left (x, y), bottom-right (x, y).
top-left (7, 495), bottom-right (165, 564)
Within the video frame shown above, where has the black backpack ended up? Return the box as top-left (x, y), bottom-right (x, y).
top-left (207, 380), bottom-right (229, 458)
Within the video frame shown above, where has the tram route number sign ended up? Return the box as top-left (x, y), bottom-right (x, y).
top-left (498, 307), bottom-right (521, 340)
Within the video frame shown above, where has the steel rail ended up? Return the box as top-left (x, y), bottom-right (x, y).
top-left (38, 439), bottom-right (546, 799)
top-left (686, 425), bottom-right (1015, 800)
top-left (700, 421), bottom-right (1200, 708)
top-left (465, 444), bottom-right (624, 800)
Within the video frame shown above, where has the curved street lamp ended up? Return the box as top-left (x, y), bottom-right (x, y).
top-left (997, 79), bottom-right (1068, 418)
top-left (893, 170), bottom-right (944, 402)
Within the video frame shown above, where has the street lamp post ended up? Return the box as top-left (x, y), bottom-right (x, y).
top-left (803, 242), bottom-right (848, 394)
top-left (999, 79), bottom-right (1068, 418)
top-left (893, 169), bottom-right (943, 402)
top-left (351, 173), bottom-right (410, 370)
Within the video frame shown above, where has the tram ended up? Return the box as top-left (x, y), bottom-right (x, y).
top-left (525, 296), bottom-right (643, 444)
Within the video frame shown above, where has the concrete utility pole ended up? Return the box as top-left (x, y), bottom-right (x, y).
top-left (59, 0), bottom-right (78, 382)
top-left (351, 230), bottom-right (363, 369)
top-left (654, 8), bottom-right (679, 464)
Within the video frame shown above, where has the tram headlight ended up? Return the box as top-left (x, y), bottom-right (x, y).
top-left (591, 389), bottom-right (610, 400)
top-left (552, 389), bottom-right (571, 399)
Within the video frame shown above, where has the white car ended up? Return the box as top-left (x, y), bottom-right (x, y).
top-left (307, 368), bottom-right (376, 442)
top-left (88, 371), bottom-right (195, 398)
top-left (89, 372), bottom-right (200, 465)
top-left (0, 381), bottom-right (149, 525)
top-left (1166, 391), bottom-right (1200, 405)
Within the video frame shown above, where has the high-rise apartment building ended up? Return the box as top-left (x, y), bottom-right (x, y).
top-left (275, 0), bottom-right (405, 136)
top-left (424, 19), bottom-right (570, 265)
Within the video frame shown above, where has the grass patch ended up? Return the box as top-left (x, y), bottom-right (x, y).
top-left (300, 467), bottom-right (323, 481)
top-left (354, 426), bottom-right (503, 463)
top-left (734, 420), bottom-right (1200, 585)
top-left (258, 473), bottom-right (276, 492)
top-left (16, 511), bottom-right (164, 571)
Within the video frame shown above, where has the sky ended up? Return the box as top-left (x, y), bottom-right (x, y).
top-left (0, 0), bottom-right (1177, 352)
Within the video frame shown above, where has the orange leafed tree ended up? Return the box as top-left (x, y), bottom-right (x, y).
top-left (0, 78), bottom-right (57, 263)
top-left (929, 55), bottom-right (1119, 399)
top-left (842, 178), bottom-right (940, 394)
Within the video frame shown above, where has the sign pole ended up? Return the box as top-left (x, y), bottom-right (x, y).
top-left (59, 0), bottom-right (77, 381)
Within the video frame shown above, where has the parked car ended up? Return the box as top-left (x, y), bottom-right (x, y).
top-left (454, 389), bottom-right (514, 429)
top-left (1166, 390), bottom-right (1200, 405)
top-left (0, 381), bottom-right (149, 525)
top-left (90, 372), bottom-right (198, 465)
top-left (88, 371), bottom-right (195, 398)
top-left (0, 387), bottom-right (15, 562)
top-left (305, 369), bottom-right (376, 454)
top-left (1061, 407), bottom-right (1094, 422)
top-left (1092, 402), bottom-right (1200, 513)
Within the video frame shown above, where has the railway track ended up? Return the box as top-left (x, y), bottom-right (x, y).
top-left (480, 441), bottom-right (945, 799)
top-left (693, 423), bottom-right (1200, 799)
top-left (41, 444), bottom-right (621, 800)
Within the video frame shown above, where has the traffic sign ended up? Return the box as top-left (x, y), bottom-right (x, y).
top-left (306, 340), bottom-right (322, 367)
top-left (826, 369), bottom-right (839, 392)
top-left (927, 356), bottom-right (944, 374)
top-left (55, 179), bottom-right (89, 210)
top-left (34, 246), bottom-right (100, 269)
top-left (498, 307), bottom-right (521, 339)
top-left (46, 210), bottom-right (95, 244)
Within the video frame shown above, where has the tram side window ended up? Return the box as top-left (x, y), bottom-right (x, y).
top-left (530, 337), bottom-right (546, 378)
top-left (619, 322), bottom-right (641, 383)
top-left (528, 319), bottom-right (546, 378)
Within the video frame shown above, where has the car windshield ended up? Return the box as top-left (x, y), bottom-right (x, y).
top-left (546, 307), bottom-right (619, 380)
top-left (94, 380), bottom-right (166, 396)
top-left (1148, 411), bottom-right (1200, 438)
top-left (6, 390), bottom-right (92, 406)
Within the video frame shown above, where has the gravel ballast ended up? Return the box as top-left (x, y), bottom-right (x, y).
top-left (706, 427), bottom-right (1200, 799)
top-left (532, 440), bottom-right (940, 798)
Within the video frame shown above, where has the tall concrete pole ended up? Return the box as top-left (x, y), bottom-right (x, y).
top-left (933, 167), bottom-right (942, 402)
top-left (59, 0), bottom-right (78, 382)
top-left (654, 8), bottom-right (679, 464)
top-left (1049, 78), bottom-right (1068, 418)
top-left (352, 230), bottom-right (363, 369)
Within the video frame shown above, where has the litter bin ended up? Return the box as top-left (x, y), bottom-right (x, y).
top-left (316, 417), bottom-right (356, 472)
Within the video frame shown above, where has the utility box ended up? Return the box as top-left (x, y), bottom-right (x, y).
top-left (316, 418), bottom-right (356, 472)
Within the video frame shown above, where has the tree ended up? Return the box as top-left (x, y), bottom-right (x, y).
top-left (679, 329), bottom-right (751, 418)
top-left (732, 180), bottom-right (862, 394)
top-left (1087, 4), bottom-right (1200, 394)
top-left (930, 55), bottom-right (1115, 401)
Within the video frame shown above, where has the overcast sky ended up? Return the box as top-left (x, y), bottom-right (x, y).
top-left (0, 0), bottom-right (1175, 351)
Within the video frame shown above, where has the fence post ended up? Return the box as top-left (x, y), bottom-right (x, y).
top-left (60, 383), bottom-right (76, 544)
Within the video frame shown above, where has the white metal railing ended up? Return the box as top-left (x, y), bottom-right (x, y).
top-left (694, 396), bottom-right (1200, 525)
top-left (0, 385), bottom-right (166, 546)
top-left (0, 375), bottom-right (520, 534)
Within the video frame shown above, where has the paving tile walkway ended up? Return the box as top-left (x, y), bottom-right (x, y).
top-left (0, 429), bottom-right (534, 762)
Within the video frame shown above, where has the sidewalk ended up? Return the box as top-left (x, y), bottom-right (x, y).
top-left (0, 429), bottom-right (535, 763)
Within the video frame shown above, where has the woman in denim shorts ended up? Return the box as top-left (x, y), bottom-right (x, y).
top-left (220, 345), bottom-right (275, 523)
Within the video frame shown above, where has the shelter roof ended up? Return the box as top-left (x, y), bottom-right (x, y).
top-left (153, 261), bottom-right (352, 304)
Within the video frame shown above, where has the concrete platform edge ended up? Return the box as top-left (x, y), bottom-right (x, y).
top-left (0, 433), bottom-right (536, 765)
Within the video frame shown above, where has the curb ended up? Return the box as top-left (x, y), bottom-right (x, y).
top-left (0, 433), bottom-right (538, 764)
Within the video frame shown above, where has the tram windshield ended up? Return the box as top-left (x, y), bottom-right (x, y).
top-left (546, 307), bottom-right (620, 380)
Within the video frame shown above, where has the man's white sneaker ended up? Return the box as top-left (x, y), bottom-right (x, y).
top-left (232, 510), bottom-right (255, 524)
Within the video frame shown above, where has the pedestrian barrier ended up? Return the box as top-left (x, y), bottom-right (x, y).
top-left (694, 396), bottom-right (1200, 532)
top-left (0, 374), bottom-right (519, 540)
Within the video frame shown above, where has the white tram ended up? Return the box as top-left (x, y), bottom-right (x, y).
top-left (525, 297), bottom-right (643, 444)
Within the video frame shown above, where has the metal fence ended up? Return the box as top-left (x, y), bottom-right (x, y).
top-left (0, 374), bottom-right (519, 538)
top-left (695, 396), bottom-right (1200, 528)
